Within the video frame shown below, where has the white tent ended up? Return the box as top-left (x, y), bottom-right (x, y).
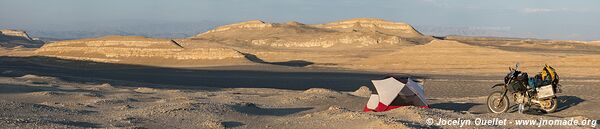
top-left (364, 77), bottom-right (429, 112)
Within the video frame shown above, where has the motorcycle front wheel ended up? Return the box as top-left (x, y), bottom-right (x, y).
top-left (487, 90), bottom-right (510, 113)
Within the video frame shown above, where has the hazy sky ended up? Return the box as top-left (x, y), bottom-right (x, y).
top-left (1, 0), bottom-right (599, 40)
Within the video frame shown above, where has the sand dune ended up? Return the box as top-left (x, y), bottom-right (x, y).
top-left (444, 35), bottom-right (600, 55)
top-left (353, 40), bottom-right (552, 73)
top-left (588, 41), bottom-right (600, 46)
top-left (350, 40), bottom-right (600, 77)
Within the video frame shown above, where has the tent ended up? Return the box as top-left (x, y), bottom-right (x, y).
top-left (364, 77), bottom-right (429, 112)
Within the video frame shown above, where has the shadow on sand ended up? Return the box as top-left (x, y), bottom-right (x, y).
top-left (429, 102), bottom-right (482, 113)
top-left (506, 95), bottom-right (585, 115)
top-left (221, 121), bottom-right (245, 128)
top-left (0, 56), bottom-right (408, 91)
top-left (238, 52), bottom-right (314, 67)
top-left (0, 83), bottom-right (98, 94)
top-left (233, 103), bottom-right (313, 116)
top-left (556, 95), bottom-right (585, 112)
top-left (50, 120), bottom-right (102, 128)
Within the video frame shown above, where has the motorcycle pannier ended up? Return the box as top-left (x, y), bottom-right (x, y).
top-left (536, 84), bottom-right (554, 99)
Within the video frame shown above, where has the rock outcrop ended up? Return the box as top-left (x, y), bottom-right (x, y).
top-left (35, 36), bottom-right (247, 66)
top-left (314, 18), bottom-right (423, 36)
top-left (193, 18), bottom-right (433, 48)
top-left (0, 29), bottom-right (33, 40)
top-left (198, 20), bottom-right (275, 35)
top-left (0, 29), bottom-right (44, 48)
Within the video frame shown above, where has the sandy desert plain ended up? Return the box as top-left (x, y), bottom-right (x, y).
top-left (1, 18), bottom-right (600, 128)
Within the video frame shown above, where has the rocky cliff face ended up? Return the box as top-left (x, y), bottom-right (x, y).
top-left (199, 20), bottom-right (274, 35)
top-left (248, 34), bottom-right (404, 48)
top-left (194, 18), bottom-right (433, 48)
top-left (0, 29), bottom-right (33, 40)
top-left (35, 36), bottom-right (246, 66)
top-left (314, 18), bottom-right (423, 36)
top-left (0, 29), bottom-right (44, 48)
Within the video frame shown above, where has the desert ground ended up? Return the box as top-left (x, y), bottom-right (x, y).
top-left (1, 19), bottom-right (599, 128)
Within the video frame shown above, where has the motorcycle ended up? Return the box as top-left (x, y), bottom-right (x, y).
top-left (487, 63), bottom-right (561, 113)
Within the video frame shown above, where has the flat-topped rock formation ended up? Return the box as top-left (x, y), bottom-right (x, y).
top-left (198, 20), bottom-right (275, 35)
top-left (41, 36), bottom-right (182, 48)
top-left (313, 18), bottom-right (423, 36)
top-left (0, 29), bottom-right (33, 40)
top-left (35, 36), bottom-right (248, 66)
top-left (194, 18), bottom-right (433, 49)
top-left (0, 29), bottom-right (44, 48)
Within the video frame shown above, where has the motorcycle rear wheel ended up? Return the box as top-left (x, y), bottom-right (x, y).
top-left (487, 90), bottom-right (510, 113)
top-left (540, 97), bottom-right (558, 113)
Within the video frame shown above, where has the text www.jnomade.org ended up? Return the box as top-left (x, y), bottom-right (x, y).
top-left (426, 118), bottom-right (597, 127)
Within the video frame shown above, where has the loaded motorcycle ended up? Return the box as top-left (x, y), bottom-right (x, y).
top-left (487, 63), bottom-right (561, 113)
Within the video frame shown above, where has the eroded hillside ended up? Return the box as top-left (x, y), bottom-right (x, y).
top-left (193, 18), bottom-right (434, 49)
top-left (34, 36), bottom-right (248, 67)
